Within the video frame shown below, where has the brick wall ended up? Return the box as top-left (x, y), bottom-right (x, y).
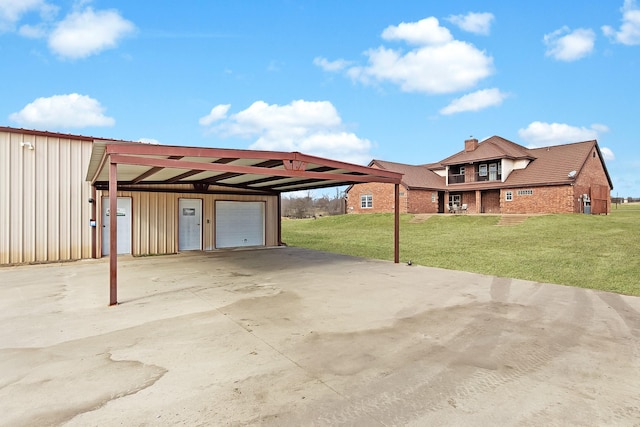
top-left (346, 182), bottom-right (407, 214)
top-left (407, 190), bottom-right (440, 213)
top-left (499, 146), bottom-right (611, 215)
top-left (500, 185), bottom-right (574, 214)
top-left (346, 183), bottom-right (440, 214)
top-left (466, 164), bottom-right (477, 183)
top-left (461, 192), bottom-right (476, 212)
top-left (481, 190), bottom-right (500, 213)
top-left (574, 147), bottom-right (612, 214)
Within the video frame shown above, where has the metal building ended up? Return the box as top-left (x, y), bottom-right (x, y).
top-left (1, 127), bottom-right (403, 279)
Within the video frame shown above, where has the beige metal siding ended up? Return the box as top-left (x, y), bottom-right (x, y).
top-left (2, 128), bottom-right (280, 264)
top-left (97, 191), bottom-right (279, 257)
top-left (1, 130), bottom-right (94, 264)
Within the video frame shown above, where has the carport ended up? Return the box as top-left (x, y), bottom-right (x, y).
top-left (85, 142), bottom-right (403, 305)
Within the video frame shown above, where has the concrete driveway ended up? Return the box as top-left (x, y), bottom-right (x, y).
top-left (1, 247), bottom-right (639, 426)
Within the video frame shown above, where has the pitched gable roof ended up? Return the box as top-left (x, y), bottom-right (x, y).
top-left (439, 135), bottom-right (535, 166)
top-left (371, 160), bottom-right (444, 189)
top-left (506, 140), bottom-right (613, 189)
top-left (349, 136), bottom-right (613, 195)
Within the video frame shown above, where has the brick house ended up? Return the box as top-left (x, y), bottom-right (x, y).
top-left (346, 136), bottom-right (613, 215)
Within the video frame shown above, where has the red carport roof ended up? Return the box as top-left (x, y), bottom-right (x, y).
top-left (86, 141), bottom-right (403, 193)
top-left (87, 141), bottom-right (404, 306)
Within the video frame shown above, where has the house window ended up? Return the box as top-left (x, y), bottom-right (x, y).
top-left (505, 191), bottom-right (513, 201)
top-left (517, 189), bottom-right (533, 196)
top-left (479, 164), bottom-right (487, 176)
top-left (459, 166), bottom-right (465, 175)
top-left (489, 163), bottom-right (498, 180)
top-left (431, 193), bottom-right (436, 203)
top-left (361, 194), bottom-right (372, 208)
top-left (449, 194), bottom-right (461, 206)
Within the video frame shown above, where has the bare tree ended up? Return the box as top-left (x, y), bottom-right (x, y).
top-left (281, 188), bottom-right (346, 218)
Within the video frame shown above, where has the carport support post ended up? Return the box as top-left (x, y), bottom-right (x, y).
top-left (394, 183), bottom-right (400, 264)
top-left (277, 192), bottom-right (282, 245)
top-left (109, 160), bottom-right (118, 306)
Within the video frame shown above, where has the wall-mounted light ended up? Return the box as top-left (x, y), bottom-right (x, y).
top-left (21, 142), bottom-right (34, 150)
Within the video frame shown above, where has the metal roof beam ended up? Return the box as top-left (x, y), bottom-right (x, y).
top-left (109, 154), bottom-right (402, 184)
top-left (131, 156), bottom-right (183, 183)
top-left (103, 144), bottom-right (403, 180)
top-left (165, 157), bottom-right (236, 183)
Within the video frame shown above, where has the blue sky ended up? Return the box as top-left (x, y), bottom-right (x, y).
top-left (1, 0), bottom-right (639, 196)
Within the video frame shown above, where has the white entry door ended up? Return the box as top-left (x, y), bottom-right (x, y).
top-left (215, 201), bottom-right (265, 248)
top-left (102, 197), bottom-right (132, 255)
top-left (179, 199), bottom-right (202, 251)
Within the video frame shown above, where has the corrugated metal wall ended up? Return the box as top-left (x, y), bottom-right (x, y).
top-left (1, 128), bottom-right (280, 264)
top-left (0, 130), bottom-right (94, 264)
top-left (97, 191), bottom-right (279, 257)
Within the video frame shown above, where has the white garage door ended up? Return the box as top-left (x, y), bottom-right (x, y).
top-left (215, 201), bottom-right (265, 248)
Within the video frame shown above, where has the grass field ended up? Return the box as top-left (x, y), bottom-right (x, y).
top-left (282, 204), bottom-right (640, 296)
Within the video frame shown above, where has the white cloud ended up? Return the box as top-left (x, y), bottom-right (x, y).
top-left (544, 27), bottom-right (595, 61)
top-left (48, 7), bottom-right (135, 59)
top-left (602, 0), bottom-right (640, 45)
top-left (9, 93), bottom-right (115, 128)
top-left (439, 88), bottom-right (508, 115)
top-left (18, 22), bottom-right (47, 38)
top-left (446, 12), bottom-right (495, 35)
top-left (319, 17), bottom-right (493, 95)
top-left (0, 0), bottom-right (57, 32)
top-left (600, 147), bottom-right (615, 161)
top-left (381, 17), bottom-right (453, 45)
top-left (590, 123), bottom-right (610, 133)
top-left (313, 56), bottom-right (352, 72)
top-left (138, 138), bottom-right (160, 144)
top-left (200, 100), bottom-right (373, 164)
top-left (518, 121), bottom-right (609, 147)
top-left (199, 104), bottom-right (231, 126)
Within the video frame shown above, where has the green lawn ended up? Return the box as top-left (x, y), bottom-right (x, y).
top-left (282, 204), bottom-right (640, 296)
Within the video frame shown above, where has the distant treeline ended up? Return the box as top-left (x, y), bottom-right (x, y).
top-left (281, 191), bottom-right (346, 218)
top-left (612, 197), bottom-right (640, 204)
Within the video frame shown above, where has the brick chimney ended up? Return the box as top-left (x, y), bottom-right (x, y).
top-left (465, 137), bottom-right (479, 152)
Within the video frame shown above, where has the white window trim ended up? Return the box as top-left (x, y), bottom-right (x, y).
top-left (505, 191), bottom-right (513, 201)
top-left (361, 194), bottom-right (373, 209)
top-left (479, 164), bottom-right (487, 176)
